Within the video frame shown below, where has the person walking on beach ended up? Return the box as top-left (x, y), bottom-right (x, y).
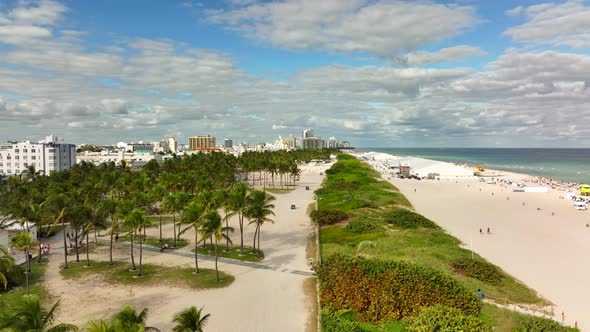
top-left (477, 289), bottom-right (484, 299)
top-left (479, 228), bottom-right (483, 235)
top-left (487, 227), bottom-right (491, 234)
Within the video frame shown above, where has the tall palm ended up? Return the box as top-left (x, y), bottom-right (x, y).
top-left (148, 185), bottom-right (166, 242)
top-left (42, 192), bottom-right (70, 269)
top-left (98, 198), bottom-right (117, 265)
top-left (0, 295), bottom-right (78, 331)
top-left (9, 232), bottom-right (39, 296)
top-left (226, 182), bottom-right (248, 255)
top-left (116, 200), bottom-right (135, 270)
top-left (199, 210), bottom-right (233, 281)
top-left (126, 209), bottom-right (153, 277)
top-left (246, 190), bottom-right (275, 257)
top-left (163, 192), bottom-right (189, 248)
top-left (180, 200), bottom-right (205, 273)
top-left (0, 245), bottom-right (16, 289)
top-left (172, 306), bottom-right (210, 332)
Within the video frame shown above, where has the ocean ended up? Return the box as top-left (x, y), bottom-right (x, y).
top-left (359, 148), bottom-right (590, 184)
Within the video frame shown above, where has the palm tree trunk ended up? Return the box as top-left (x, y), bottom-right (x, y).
top-left (38, 242), bottom-right (43, 263)
top-left (225, 216), bottom-right (230, 251)
top-left (159, 213), bottom-right (162, 242)
top-left (252, 225), bottom-right (258, 254)
top-left (239, 213), bottom-right (244, 256)
top-left (109, 221), bottom-right (114, 265)
top-left (130, 229), bottom-right (136, 270)
top-left (74, 228), bottom-right (80, 262)
top-left (194, 231), bottom-right (199, 273)
top-left (257, 223), bottom-right (261, 255)
top-left (215, 237), bottom-right (219, 282)
top-left (62, 220), bottom-right (69, 269)
top-left (138, 230), bottom-right (143, 277)
top-left (25, 250), bottom-right (30, 296)
top-left (173, 213), bottom-right (177, 248)
top-left (85, 232), bottom-right (90, 267)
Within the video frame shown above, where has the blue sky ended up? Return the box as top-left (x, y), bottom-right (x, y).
top-left (0, 0), bottom-right (589, 147)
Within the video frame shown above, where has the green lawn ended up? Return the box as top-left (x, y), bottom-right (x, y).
top-left (118, 234), bottom-right (189, 249)
top-left (263, 188), bottom-right (294, 194)
top-left (0, 258), bottom-right (50, 309)
top-left (147, 215), bottom-right (176, 224)
top-left (194, 244), bottom-right (264, 262)
top-left (60, 260), bottom-right (233, 289)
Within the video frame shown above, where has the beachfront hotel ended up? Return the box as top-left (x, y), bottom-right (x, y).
top-left (188, 135), bottom-right (216, 150)
top-left (0, 135), bottom-right (76, 177)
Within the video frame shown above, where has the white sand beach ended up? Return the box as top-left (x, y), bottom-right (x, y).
top-left (363, 154), bottom-right (588, 330)
top-left (44, 163), bottom-right (331, 331)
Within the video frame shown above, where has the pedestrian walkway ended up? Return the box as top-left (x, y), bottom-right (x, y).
top-left (85, 238), bottom-right (317, 277)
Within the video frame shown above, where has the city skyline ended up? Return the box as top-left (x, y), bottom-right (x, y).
top-left (0, 0), bottom-right (589, 147)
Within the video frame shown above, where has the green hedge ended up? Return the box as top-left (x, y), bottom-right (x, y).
top-left (311, 209), bottom-right (348, 225)
top-left (406, 305), bottom-right (490, 331)
top-left (317, 254), bottom-right (481, 322)
top-left (451, 258), bottom-right (503, 285)
top-left (383, 209), bottom-right (439, 229)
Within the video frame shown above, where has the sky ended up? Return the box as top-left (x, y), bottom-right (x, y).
top-left (0, 0), bottom-right (589, 148)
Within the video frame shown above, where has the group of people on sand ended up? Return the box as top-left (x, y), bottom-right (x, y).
top-left (479, 228), bottom-right (491, 235)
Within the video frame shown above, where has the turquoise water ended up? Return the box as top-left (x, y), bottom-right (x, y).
top-left (360, 148), bottom-right (590, 184)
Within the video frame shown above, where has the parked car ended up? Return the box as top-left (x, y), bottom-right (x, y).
top-left (291, 204), bottom-right (296, 209)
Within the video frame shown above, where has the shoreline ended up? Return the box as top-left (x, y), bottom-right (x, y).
top-left (358, 151), bottom-right (588, 330)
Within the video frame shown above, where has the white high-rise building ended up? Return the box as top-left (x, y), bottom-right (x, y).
top-left (0, 135), bottom-right (76, 176)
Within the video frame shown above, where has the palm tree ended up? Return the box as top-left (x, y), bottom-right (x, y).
top-left (172, 306), bottom-right (210, 332)
top-left (42, 191), bottom-right (70, 269)
top-left (9, 232), bottom-right (39, 296)
top-left (0, 295), bottom-right (78, 331)
top-left (246, 190), bottom-right (275, 257)
top-left (199, 210), bottom-right (232, 281)
top-left (148, 185), bottom-right (166, 242)
top-left (226, 182), bottom-right (248, 255)
top-left (98, 197), bottom-right (117, 265)
top-left (112, 305), bottom-right (160, 331)
top-left (180, 200), bottom-right (205, 273)
top-left (163, 192), bottom-right (189, 247)
top-left (0, 245), bottom-right (16, 289)
top-left (126, 209), bottom-right (153, 277)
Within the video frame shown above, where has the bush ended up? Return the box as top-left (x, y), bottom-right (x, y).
top-left (406, 305), bottom-right (491, 332)
top-left (321, 309), bottom-right (365, 332)
top-left (356, 241), bottom-right (376, 254)
top-left (345, 219), bottom-right (381, 233)
top-left (384, 209), bottom-right (439, 229)
top-left (451, 258), bottom-right (503, 285)
top-left (317, 254), bottom-right (481, 322)
top-left (516, 316), bottom-right (579, 332)
top-left (311, 209), bottom-right (348, 225)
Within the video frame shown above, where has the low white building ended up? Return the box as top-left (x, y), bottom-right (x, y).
top-left (76, 150), bottom-right (162, 171)
top-left (0, 221), bottom-right (38, 249)
top-left (0, 135), bottom-right (76, 177)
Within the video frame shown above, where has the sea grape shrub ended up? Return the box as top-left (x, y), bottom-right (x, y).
top-left (317, 254), bottom-right (481, 322)
top-left (310, 209), bottom-right (348, 225)
top-left (345, 219), bottom-right (381, 233)
top-left (406, 305), bottom-right (491, 332)
top-left (516, 316), bottom-right (580, 332)
top-left (451, 258), bottom-right (503, 285)
top-left (384, 209), bottom-right (439, 229)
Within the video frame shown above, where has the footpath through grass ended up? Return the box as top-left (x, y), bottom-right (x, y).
top-left (60, 260), bottom-right (233, 289)
top-left (118, 234), bottom-right (189, 250)
top-left (316, 154), bottom-right (567, 331)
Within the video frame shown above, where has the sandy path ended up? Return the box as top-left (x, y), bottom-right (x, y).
top-left (46, 163), bottom-right (331, 331)
top-left (379, 172), bottom-right (589, 330)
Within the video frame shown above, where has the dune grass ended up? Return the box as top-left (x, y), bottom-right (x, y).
top-left (316, 154), bottom-right (550, 331)
top-left (60, 260), bottom-right (233, 289)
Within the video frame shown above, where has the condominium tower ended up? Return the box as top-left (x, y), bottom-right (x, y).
top-left (188, 135), bottom-right (216, 150)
